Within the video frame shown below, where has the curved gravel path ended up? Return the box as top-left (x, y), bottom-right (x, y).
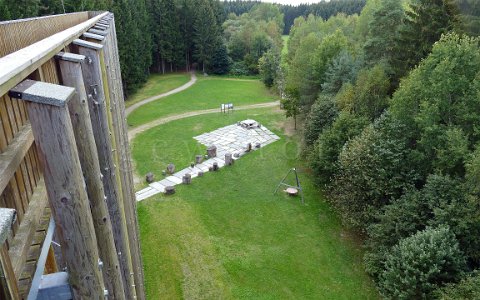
top-left (128, 101), bottom-right (280, 141)
top-left (125, 72), bottom-right (197, 116)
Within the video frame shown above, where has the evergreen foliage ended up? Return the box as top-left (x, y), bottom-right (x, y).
top-left (434, 271), bottom-right (480, 299)
top-left (303, 94), bottom-right (337, 148)
top-left (363, 0), bottom-right (404, 68)
top-left (392, 0), bottom-right (462, 81)
top-left (380, 226), bottom-right (466, 299)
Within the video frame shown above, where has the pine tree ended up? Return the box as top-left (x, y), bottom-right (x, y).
top-left (363, 0), bottom-right (404, 67)
top-left (392, 0), bottom-right (461, 81)
top-left (192, 0), bottom-right (219, 73)
top-left (177, 0), bottom-right (194, 71)
top-left (209, 42), bottom-right (230, 74)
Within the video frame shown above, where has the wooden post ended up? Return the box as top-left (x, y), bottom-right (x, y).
top-left (72, 39), bottom-right (136, 300)
top-left (9, 80), bottom-right (106, 299)
top-left (225, 153), bottom-right (234, 166)
top-left (56, 52), bottom-right (126, 300)
top-left (0, 208), bottom-right (18, 300)
top-left (182, 173), bottom-right (192, 185)
top-left (99, 19), bottom-right (146, 298)
top-left (207, 146), bottom-right (217, 158)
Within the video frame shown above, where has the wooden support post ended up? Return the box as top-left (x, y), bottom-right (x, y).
top-left (56, 52), bottom-right (126, 300)
top-left (8, 80), bottom-right (106, 299)
top-left (0, 208), bottom-right (18, 300)
top-left (99, 19), bottom-right (146, 300)
top-left (72, 39), bottom-right (136, 300)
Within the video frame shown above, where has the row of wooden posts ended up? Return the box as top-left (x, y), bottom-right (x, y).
top-left (8, 13), bottom-right (145, 299)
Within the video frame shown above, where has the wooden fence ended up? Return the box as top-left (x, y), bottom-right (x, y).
top-left (0, 11), bottom-right (145, 299)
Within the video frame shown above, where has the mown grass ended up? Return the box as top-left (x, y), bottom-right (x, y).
top-left (125, 73), bottom-right (191, 108)
top-left (127, 77), bottom-right (276, 127)
top-left (134, 108), bottom-right (379, 299)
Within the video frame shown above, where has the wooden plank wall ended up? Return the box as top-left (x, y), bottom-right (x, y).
top-left (0, 12), bottom-right (89, 58)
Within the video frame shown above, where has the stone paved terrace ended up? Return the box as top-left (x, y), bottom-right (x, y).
top-left (135, 121), bottom-right (280, 201)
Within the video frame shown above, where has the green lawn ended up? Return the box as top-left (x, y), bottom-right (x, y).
top-left (125, 73), bottom-right (191, 108)
top-left (127, 77), bottom-right (276, 127)
top-left (133, 108), bottom-right (379, 299)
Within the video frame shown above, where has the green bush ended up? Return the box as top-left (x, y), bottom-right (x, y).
top-left (303, 94), bottom-right (338, 148)
top-left (380, 226), bottom-right (466, 299)
top-left (365, 189), bottom-right (429, 278)
top-left (230, 61), bottom-right (251, 76)
top-left (434, 271), bottom-right (480, 300)
top-left (331, 114), bottom-right (418, 229)
top-left (310, 111), bottom-right (368, 185)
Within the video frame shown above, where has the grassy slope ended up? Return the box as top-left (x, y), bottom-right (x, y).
top-left (125, 73), bottom-right (191, 108)
top-left (127, 77), bottom-right (276, 127)
top-left (134, 108), bottom-right (379, 299)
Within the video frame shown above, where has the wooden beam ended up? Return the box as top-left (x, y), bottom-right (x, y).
top-left (87, 29), bottom-right (107, 36)
top-left (82, 32), bottom-right (104, 42)
top-left (8, 177), bottom-right (48, 279)
top-left (9, 80), bottom-right (106, 298)
top-left (73, 42), bottom-right (136, 299)
top-left (56, 52), bottom-right (126, 299)
top-left (0, 244), bottom-right (19, 300)
top-left (0, 12), bottom-right (109, 97)
top-left (0, 124), bottom-right (34, 195)
top-left (100, 19), bottom-right (146, 300)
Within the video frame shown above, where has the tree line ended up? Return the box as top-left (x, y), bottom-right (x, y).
top-left (261, 0), bottom-right (480, 298)
top-left (0, 0), bottom-right (363, 95)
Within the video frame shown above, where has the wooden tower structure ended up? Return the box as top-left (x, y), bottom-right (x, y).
top-left (0, 12), bottom-right (145, 299)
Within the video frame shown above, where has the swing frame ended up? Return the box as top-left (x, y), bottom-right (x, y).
top-left (273, 168), bottom-right (305, 204)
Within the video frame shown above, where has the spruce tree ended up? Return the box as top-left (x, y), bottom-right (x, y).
top-left (363, 0), bottom-right (404, 67)
top-left (192, 0), bottom-right (219, 73)
top-left (392, 0), bottom-right (461, 81)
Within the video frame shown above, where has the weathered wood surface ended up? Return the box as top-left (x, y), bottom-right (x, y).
top-left (0, 11), bottom-right (109, 97)
top-left (0, 12), bottom-right (89, 58)
top-left (107, 14), bottom-right (145, 300)
top-left (74, 41), bottom-right (136, 300)
top-left (225, 153), bottom-right (234, 166)
top-left (182, 173), bottom-right (192, 184)
top-left (14, 81), bottom-right (106, 298)
top-left (207, 145), bottom-right (217, 158)
top-left (0, 124), bottom-right (34, 197)
top-left (165, 186), bottom-right (175, 195)
top-left (88, 28), bottom-right (107, 36)
top-left (0, 244), bottom-right (19, 299)
top-left (8, 177), bottom-right (47, 279)
top-left (57, 53), bottom-right (126, 299)
top-left (99, 18), bottom-right (145, 298)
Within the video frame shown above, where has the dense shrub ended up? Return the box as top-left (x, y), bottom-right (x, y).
top-left (365, 189), bottom-right (429, 278)
top-left (303, 95), bottom-right (338, 148)
top-left (229, 61), bottom-right (251, 76)
top-left (310, 112), bottom-right (368, 185)
top-left (331, 114), bottom-right (418, 229)
top-left (434, 271), bottom-right (480, 300)
top-left (379, 226), bottom-right (466, 299)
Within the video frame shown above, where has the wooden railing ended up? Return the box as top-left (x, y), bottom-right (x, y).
top-left (0, 11), bottom-right (145, 299)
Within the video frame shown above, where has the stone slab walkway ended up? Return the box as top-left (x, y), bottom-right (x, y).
top-left (135, 121), bottom-right (280, 201)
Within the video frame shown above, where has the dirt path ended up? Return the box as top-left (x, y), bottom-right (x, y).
top-left (125, 72), bottom-right (197, 116)
top-left (128, 101), bottom-right (280, 141)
